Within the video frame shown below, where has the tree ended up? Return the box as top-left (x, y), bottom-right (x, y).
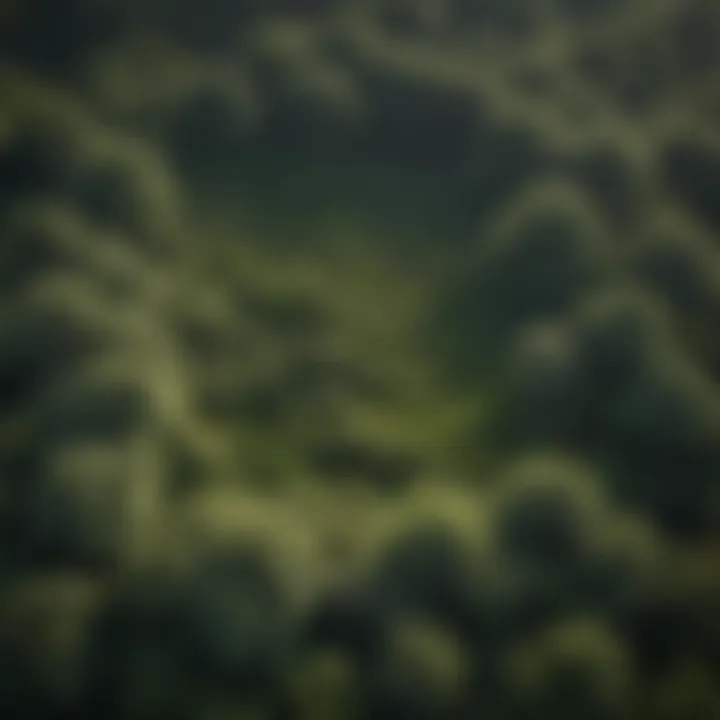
top-left (507, 616), bottom-right (633, 720)
top-left (439, 181), bottom-right (609, 375)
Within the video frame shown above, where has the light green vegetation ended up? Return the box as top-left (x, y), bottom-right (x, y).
top-left (0, 0), bottom-right (719, 718)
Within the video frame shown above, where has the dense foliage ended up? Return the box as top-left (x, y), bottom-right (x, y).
top-left (0, 1), bottom-right (719, 718)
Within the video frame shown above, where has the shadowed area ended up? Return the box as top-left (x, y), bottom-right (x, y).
top-left (0, 1), bottom-right (719, 718)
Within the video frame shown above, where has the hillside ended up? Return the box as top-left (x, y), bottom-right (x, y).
top-left (0, 1), bottom-right (719, 718)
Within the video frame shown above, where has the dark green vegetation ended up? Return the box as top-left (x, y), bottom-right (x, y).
top-left (1, 0), bottom-right (719, 717)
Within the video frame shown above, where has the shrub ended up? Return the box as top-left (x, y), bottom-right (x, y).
top-left (0, 202), bottom-right (90, 297)
top-left (605, 354), bottom-right (720, 536)
top-left (662, 130), bottom-right (720, 233)
top-left (491, 453), bottom-right (608, 573)
top-left (0, 103), bottom-right (87, 207)
top-left (630, 209), bottom-right (720, 318)
top-left (441, 181), bottom-right (609, 373)
top-left (498, 321), bottom-right (584, 448)
top-left (370, 520), bottom-right (476, 626)
top-left (568, 287), bottom-right (675, 446)
top-left (284, 649), bottom-right (360, 720)
top-left (73, 136), bottom-right (180, 259)
top-left (165, 76), bottom-right (259, 183)
top-left (507, 616), bottom-right (632, 720)
top-left (0, 574), bottom-right (99, 716)
top-left (365, 617), bottom-right (469, 719)
top-left (341, 39), bottom-right (484, 168)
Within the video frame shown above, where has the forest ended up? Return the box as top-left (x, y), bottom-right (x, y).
top-left (0, 0), bottom-right (719, 717)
